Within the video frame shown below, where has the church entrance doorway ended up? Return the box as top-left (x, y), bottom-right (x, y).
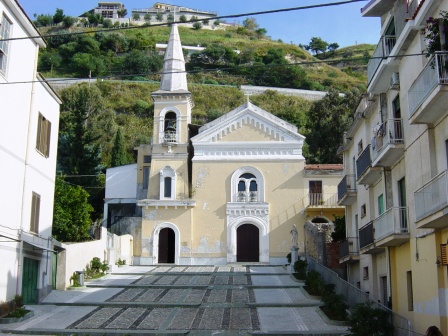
top-left (158, 228), bottom-right (175, 263)
top-left (236, 224), bottom-right (259, 262)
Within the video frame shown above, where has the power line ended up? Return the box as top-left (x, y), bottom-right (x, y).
top-left (1, 0), bottom-right (368, 42)
top-left (0, 52), bottom-right (427, 86)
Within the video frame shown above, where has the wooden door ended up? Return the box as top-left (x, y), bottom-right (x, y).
top-left (236, 224), bottom-right (259, 262)
top-left (158, 228), bottom-right (175, 263)
top-left (22, 257), bottom-right (39, 304)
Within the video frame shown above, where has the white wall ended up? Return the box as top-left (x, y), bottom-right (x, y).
top-left (105, 164), bottom-right (138, 199)
top-left (58, 228), bottom-right (133, 288)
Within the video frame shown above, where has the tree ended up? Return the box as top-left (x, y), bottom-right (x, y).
top-left (328, 42), bottom-right (340, 53)
top-left (190, 15), bottom-right (198, 22)
top-left (304, 89), bottom-right (359, 163)
top-left (57, 84), bottom-right (107, 220)
top-left (144, 13), bottom-right (152, 24)
top-left (242, 17), bottom-right (259, 30)
top-left (192, 22), bottom-right (202, 30)
top-left (331, 215), bottom-right (346, 242)
top-left (53, 8), bottom-right (65, 24)
top-left (34, 14), bottom-right (53, 27)
top-left (167, 13), bottom-right (174, 23)
top-left (132, 13), bottom-right (140, 21)
top-left (156, 12), bottom-right (163, 21)
top-left (103, 18), bottom-right (113, 28)
top-left (307, 37), bottom-right (329, 55)
top-left (110, 128), bottom-right (128, 167)
top-left (62, 16), bottom-right (76, 29)
top-left (117, 8), bottom-right (127, 18)
top-left (121, 50), bottom-right (163, 75)
top-left (52, 175), bottom-right (93, 242)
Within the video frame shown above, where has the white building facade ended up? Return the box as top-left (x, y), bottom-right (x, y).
top-left (0, 0), bottom-right (61, 304)
top-left (339, 0), bottom-right (448, 334)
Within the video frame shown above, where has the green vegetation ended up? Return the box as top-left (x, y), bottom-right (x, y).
top-left (85, 257), bottom-right (109, 279)
top-left (52, 175), bottom-right (94, 242)
top-left (348, 302), bottom-right (394, 335)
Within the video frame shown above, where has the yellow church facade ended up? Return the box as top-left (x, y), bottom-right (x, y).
top-left (115, 24), bottom-right (343, 265)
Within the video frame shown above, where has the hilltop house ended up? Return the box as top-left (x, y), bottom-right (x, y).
top-left (131, 2), bottom-right (218, 27)
top-left (104, 23), bottom-right (344, 266)
top-left (0, 0), bottom-right (61, 304)
top-left (338, 0), bottom-right (448, 334)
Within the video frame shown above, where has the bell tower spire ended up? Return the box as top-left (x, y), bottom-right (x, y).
top-left (159, 23), bottom-right (188, 92)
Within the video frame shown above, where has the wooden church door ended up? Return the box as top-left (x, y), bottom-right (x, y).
top-left (236, 224), bottom-right (259, 262)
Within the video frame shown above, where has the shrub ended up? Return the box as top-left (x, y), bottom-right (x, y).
top-left (286, 252), bottom-right (291, 264)
top-left (348, 302), bottom-right (394, 336)
top-left (321, 290), bottom-right (348, 321)
top-left (304, 270), bottom-right (323, 295)
top-left (13, 295), bottom-right (23, 310)
top-left (293, 259), bottom-right (308, 279)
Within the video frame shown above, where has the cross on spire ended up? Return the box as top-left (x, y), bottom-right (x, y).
top-left (244, 93), bottom-right (252, 103)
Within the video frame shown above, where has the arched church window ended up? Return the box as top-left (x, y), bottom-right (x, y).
top-left (164, 111), bottom-right (177, 144)
top-left (160, 166), bottom-right (176, 200)
top-left (164, 177), bottom-right (172, 198)
top-left (237, 173), bottom-right (258, 203)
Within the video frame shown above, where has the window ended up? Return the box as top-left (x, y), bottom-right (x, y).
top-left (309, 181), bottom-right (323, 205)
top-left (237, 173), bottom-right (258, 202)
top-left (0, 14), bottom-right (12, 76)
top-left (164, 111), bottom-right (177, 144)
top-left (159, 166), bottom-right (175, 200)
top-left (36, 113), bottom-right (51, 157)
top-left (164, 177), bottom-right (172, 198)
top-left (378, 194), bottom-right (384, 216)
top-left (143, 167), bottom-right (150, 189)
top-left (143, 155), bottom-right (151, 163)
top-left (407, 271), bottom-right (413, 311)
top-left (30, 192), bottom-right (40, 234)
top-left (361, 204), bottom-right (366, 218)
top-left (358, 140), bottom-right (363, 156)
top-left (363, 266), bottom-right (369, 280)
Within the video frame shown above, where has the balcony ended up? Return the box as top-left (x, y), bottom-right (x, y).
top-left (163, 131), bottom-right (178, 144)
top-left (339, 237), bottom-right (360, 264)
top-left (408, 52), bottom-right (448, 125)
top-left (356, 145), bottom-right (382, 186)
top-left (237, 191), bottom-right (258, 203)
top-left (367, 36), bottom-right (398, 92)
top-left (337, 174), bottom-right (357, 205)
top-left (361, 0), bottom-right (395, 17)
top-left (371, 119), bottom-right (405, 167)
top-left (414, 170), bottom-right (448, 229)
top-left (306, 193), bottom-right (341, 208)
top-left (359, 221), bottom-right (384, 254)
top-left (374, 207), bottom-right (410, 247)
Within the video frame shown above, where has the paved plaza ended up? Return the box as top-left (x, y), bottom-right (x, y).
top-left (1, 265), bottom-right (350, 335)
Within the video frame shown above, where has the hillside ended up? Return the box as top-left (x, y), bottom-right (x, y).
top-left (37, 25), bottom-right (369, 92)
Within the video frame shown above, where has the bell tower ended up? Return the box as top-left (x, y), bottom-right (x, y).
top-left (144, 24), bottom-right (193, 201)
top-left (151, 24), bottom-right (193, 148)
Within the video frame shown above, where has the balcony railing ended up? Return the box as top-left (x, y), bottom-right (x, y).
top-left (339, 237), bottom-right (360, 259)
top-left (237, 191), bottom-right (258, 203)
top-left (359, 221), bottom-right (374, 249)
top-left (367, 35), bottom-right (396, 85)
top-left (415, 170), bottom-right (448, 222)
top-left (307, 193), bottom-right (340, 207)
top-left (408, 52), bottom-right (448, 119)
top-left (337, 174), bottom-right (357, 202)
top-left (374, 207), bottom-right (409, 241)
top-left (371, 119), bottom-right (404, 164)
top-left (163, 132), bottom-right (178, 144)
top-left (356, 145), bottom-right (372, 178)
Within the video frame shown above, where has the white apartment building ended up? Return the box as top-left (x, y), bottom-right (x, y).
top-left (338, 0), bottom-right (448, 334)
top-left (0, 0), bottom-right (61, 304)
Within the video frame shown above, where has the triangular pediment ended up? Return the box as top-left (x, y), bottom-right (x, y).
top-left (191, 102), bottom-right (305, 161)
top-left (192, 102), bottom-right (305, 144)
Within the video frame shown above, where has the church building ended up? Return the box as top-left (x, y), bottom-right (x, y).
top-left (105, 24), bottom-right (344, 265)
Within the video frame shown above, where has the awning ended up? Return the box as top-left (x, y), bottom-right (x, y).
top-left (23, 241), bottom-right (56, 253)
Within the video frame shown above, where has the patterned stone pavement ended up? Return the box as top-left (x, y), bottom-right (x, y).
top-left (0, 265), bottom-right (350, 335)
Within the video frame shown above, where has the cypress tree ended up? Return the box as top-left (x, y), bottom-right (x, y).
top-left (110, 127), bottom-right (127, 167)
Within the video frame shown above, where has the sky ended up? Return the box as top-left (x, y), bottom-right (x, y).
top-left (17, 0), bottom-right (380, 48)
